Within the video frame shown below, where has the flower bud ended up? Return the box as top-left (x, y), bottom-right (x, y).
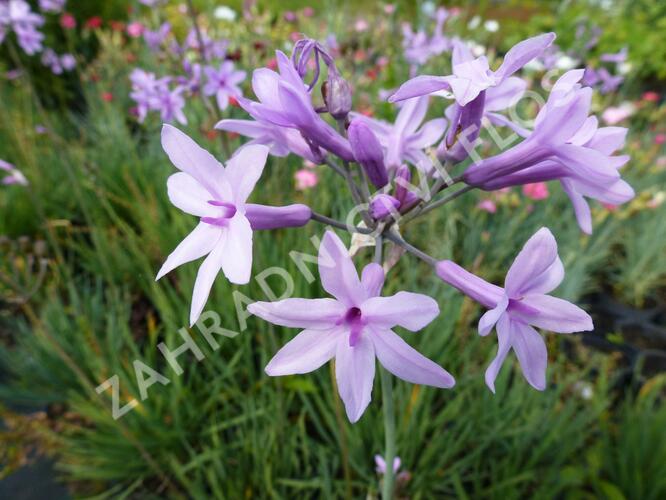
top-left (322, 70), bottom-right (352, 120)
top-left (348, 119), bottom-right (388, 188)
top-left (370, 194), bottom-right (400, 220)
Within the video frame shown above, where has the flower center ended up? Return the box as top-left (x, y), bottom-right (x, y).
top-left (201, 200), bottom-right (237, 226)
top-left (339, 307), bottom-right (364, 347)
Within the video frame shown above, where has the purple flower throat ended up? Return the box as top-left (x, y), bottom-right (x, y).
top-left (338, 306), bottom-right (365, 347)
top-left (201, 200), bottom-right (237, 226)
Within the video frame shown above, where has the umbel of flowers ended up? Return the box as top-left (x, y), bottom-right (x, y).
top-left (156, 32), bottom-right (633, 498)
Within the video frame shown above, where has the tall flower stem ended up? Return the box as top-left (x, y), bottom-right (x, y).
top-left (380, 367), bottom-right (396, 499)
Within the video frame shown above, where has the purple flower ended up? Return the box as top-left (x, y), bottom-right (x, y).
top-left (1, 159), bottom-right (28, 186)
top-left (1, 1), bottom-right (45, 55)
top-left (129, 70), bottom-right (187, 125)
top-left (486, 118), bottom-right (633, 234)
top-left (375, 454), bottom-right (401, 474)
top-left (157, 126), bottom-right (309, 325)
top-left (60, 53), bottom-right (75, 71)
top-left (390, 33), bottom-right (555, 106)
top-left (38, 0), bottom-right (65, 13)
top-left (41, 48), bottom-right (62, 74)
top-left (238, 51), bottom-right (354, 161)
top-left (401, 7), bottom-right (451, 69)
top-left (215, 118), bottom-right (324, 164)
top-left (600, 47), bottom-right (627, 64)
top-left (352, 96), bottom-right (446, 172)
top-left (203, 61), bottom-right (246, 111)
top-left (348, 119), bottom-right (388, 188)
top-left (143, 22), bottom-right (170, 52)
top-left (436, 228), bottom-right (593, 392)
top-left (248, 230), bottom-right (455, 423)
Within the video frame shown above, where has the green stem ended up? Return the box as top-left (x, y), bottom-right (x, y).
top-left (380, 367), bottom-right (396, 499)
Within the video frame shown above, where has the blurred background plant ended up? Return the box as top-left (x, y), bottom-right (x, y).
top-left (0, 0), bottom-right (665, 498)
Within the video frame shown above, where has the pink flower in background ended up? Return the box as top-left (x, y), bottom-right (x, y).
top-left (601, 102), bottom-right (635, 125)
top-left (477, 199), bottom-right (497, 213)
top-left (384, 4), bottom-right (396, 15)
top-left (249, 231), bottom-right (455, 422)
top-left (655, 133), bottom-right (666, 145)
top-left (60, 12), bottom-right (75, 29)
top-left (1, 159), bottom-right (28, 186)
top-left (295, 169), bottom-right (318, 190)
top-left (642, 91), bottom-right (659, 103)
top-left (355, 19), bottom-right (369, 32)
top-left (522, 182), bottom-right (549, 200)
top-left (126, 21), bottom-right (144, 38)
top-left (302, 7), bottom-right (314, 17)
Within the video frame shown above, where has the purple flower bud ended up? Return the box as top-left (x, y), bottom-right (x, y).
top-left (370, 194), bottom-right (400, 220)
top-left (245, 203), bottom-right (312, 230)
top-left (348, 120), bottom-right (388, 188)
top-left (322, 70), bottom-right (352, 120)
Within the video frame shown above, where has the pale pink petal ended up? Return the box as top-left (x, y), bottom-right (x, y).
top-left (265, 327), bottom-right (342, 375)
top-left (335, 335), bottom-right (376, 423)
top-left (478, 295), bottom-right (508, 336)
top-left (161, 124), bottom-right (230, 200)
top-left (156, 222), bottom-right (222, 280)
top-left (166, 172), bottom-right (216, 217)
top-left (562, 179), bottom-right (593, 235)
top-left (371, 328), bottom-right (455, 388)
top-left (511, 320), bottom-right (547, 391)
top-left (224, 144), bottom-right (269, 204)
top-left (485, 313), bottom-right (512, 393)
top-left (388, 75), bottom-right (451, 102)
top-left (361, 292), bottom-right (439, 331)
top-left (505, 228), bottom-right (559, 298)
top-left (318, 231), bottom-right (365, 307)
top-left (190, 236), bottom-right (228, 325)
top-left (248, 298), bottom-right (346, 329)
top-left (220, 214), bottom-right (253, 284)
top-left (361, 263), bottom-right (385, 298)
top-left (494, 33), bottom-right (556, 80)
top-left (516, 294), bottom-right (594, 333)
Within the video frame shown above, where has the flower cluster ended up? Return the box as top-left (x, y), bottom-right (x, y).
top-left (157, 31), bottom-right (634, 428)
top-left (128, 18), bottom-right (245, 124)
top-left (0, 0), bottom-right (76, 75)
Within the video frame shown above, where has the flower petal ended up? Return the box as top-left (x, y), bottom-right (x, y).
top-left (362, 292), bottom-right (439, 331)
top-left (220, 214), bottom-right (253, 284)
top-left (388, 75), bottom-right (451, 102)
top-left (318, 231), bottom-right (365, 306)
top-left (156, 222), bottom-right (222, 280)
top-left (516, 294), bottom-right (594, 333)
top-left (161, 124), bottom-right (229, 200)
top-left (224, 144), bottom-right (269, 205)
top-left (408, 118), bottom-right (447, 149)
top-left (505, 228), bottom-right (559, 298)
top-left (190, 236), bottom-right (228, 326)
top-left (394, 96), bottom-right (429, 137)
top-left (478, 295), bottom-right (508, 336)
top-left (562, 179), bottom-right (593, 235)
top-left (265, 327), bottom-right (341, 376)
top-left (484, 76), bottom-right (527, 112)
top-left (166, 172), bottom-right (216, 217)
top-left (335, 335), bottom-right (375, 423)
top-left (371, 328), bottom-right (455, 388)
top-left (511, 320), bottom-right (547, 391)
top-left (361, 263), bottom-right (385, 298)
top-left (495, 33), bottom-right (556, 80)
top-left (248, 298), bottom-right (346, 329)
top-left (485, 313), bottom-right (512, 393)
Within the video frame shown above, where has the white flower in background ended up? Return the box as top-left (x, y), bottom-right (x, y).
top-left (618, 62), bottom-right (632, 75)
top-left (468, 16), bottom-right (481, 29)
top-left (555, 55), bottom-right (578, 70)
top-left (470, 42), bottom-right (486, 57)
top-left (214, 6), bottom-right (236, 21)
top-left (421, 1), bottom-right (435, 16)
top-left (484, 20), bottom-right (499, 33)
